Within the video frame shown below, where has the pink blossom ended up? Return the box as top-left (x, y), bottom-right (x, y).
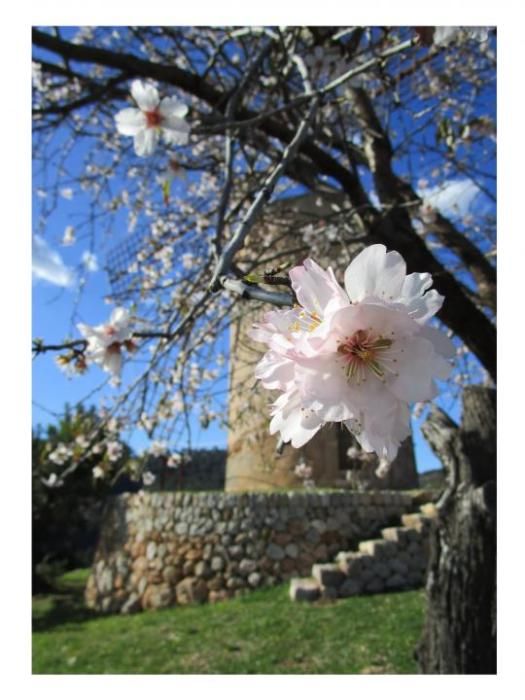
top-left (250, 245), bottom-right (454, 463)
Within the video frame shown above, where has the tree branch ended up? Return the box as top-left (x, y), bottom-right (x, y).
top-left (209, 98), bottom-right (319, 291)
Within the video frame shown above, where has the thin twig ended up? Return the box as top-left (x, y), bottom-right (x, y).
top-left (219, 276), bottom-right (293, 306)
top-left (209, 98), bottom-right (319, 292)
top-left (213, 39), bottom-right (275, 261)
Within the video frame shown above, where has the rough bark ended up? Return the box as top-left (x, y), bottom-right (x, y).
top-left (417, 386), bottom-right (496, 674)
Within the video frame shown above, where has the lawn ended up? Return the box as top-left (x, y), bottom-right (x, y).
top-left (33, 569), bottom-right (425, 674)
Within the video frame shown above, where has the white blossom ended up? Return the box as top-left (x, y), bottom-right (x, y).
top-left (48, 443), bottom-right (72, 466)
top-left (142, 470), bottom-right (156, 486)
top-left (106, 440), bottom-right (123, 462)
top-left (77, 307), bottom-right (135, 378)
top-left (167, 452), bottom-right (182, 468)
top-left (149, 440), bottom-right (168, 458)
top-left (62, 226), bottom-right (75, 246)
top-left (41, 472), bottom-right (64, 488)
top-left (82, 251), bottom-right (99, 272)
top-left (115, 80), bottom-right (190, 157)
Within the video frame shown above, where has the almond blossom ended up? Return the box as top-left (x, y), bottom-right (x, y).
top-left (48, 443), bottom-right (72, 466)
top-left (41, 472), bottom-right (64, 488)
top-left (115, 80), bottom-right (190, 157)
top-left (250, 245), bottom-right (454, 464)
top-left (167, 452), bottom-right (182, 468)
top-left (106, 440), bottom-right (124, 462)
top-left (92, 465), bottom-right (105, 480)
top-left (77, 307), bottom-right (135, 378)
top-left (142, 470), bottom-right (156, 486)
top-left (62, 225), bottom-right (75, 246)
top-left (294, 459), bottom-right (313, 481)
top-left (148, 440), bottom-right (168, 458)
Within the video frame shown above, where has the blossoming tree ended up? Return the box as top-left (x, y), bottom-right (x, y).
top-left (32, 26), bottom-right (496, 673)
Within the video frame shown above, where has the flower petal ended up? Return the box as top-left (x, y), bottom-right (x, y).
top-left (102, 350), bottom-right (122, 377)
top-left (405, 288), bottom-right (444, 323)
top-left (110, 307), bottom-right (131, 333)
top-left (269, 391), bottom-right (323, 447)
top-left (161, 119), bottom-right (191, 146)
top-left (131, 80), bottom-right (159, 111)
top-left (77, 322), bottom-right (94, 339)
top-left (344, 244), bottom-right (406, 303)
top-left (115, 108), bottom-right (146, 136)
top-left (418, 325), bottom-right (455, 359)
top-left (159, 97), bottom-right (188, 119)
top-left (134, 128), bottom-right (159, 157)
top-left (347, 399), bottom-right (411, 462)
top-left (289, 258), bottom-right (348, 317)
top-left (254, 352), bottom-right (295, 391)
top-left (388, 335), bottom-right (450, 403)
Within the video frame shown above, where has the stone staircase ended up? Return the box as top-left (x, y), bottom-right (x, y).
top-left (289, 502), bottom-right (438, 602)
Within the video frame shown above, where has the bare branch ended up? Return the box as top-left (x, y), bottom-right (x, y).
top-left (210, 98), bottom-right (319, 291)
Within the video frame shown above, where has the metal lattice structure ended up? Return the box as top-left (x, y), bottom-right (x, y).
top-left (105, 232), bottom-right (145, 303)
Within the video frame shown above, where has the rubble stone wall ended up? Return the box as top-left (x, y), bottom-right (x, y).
top-left (85, 489), bottom-right (415, 613)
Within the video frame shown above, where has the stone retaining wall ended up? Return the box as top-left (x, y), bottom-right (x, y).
top-left (85, 489), bottom-right (415, 613)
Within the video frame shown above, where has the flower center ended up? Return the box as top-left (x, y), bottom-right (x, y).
top-left (337, 329), bottom-right (394, 383)
top-left (144, 109), bottom-right (163, 128)
top-left (107, 341), bottom-right (122, 355)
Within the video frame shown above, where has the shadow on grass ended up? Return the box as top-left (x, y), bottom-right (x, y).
top-left (32, 573), bottom-right (103, 633)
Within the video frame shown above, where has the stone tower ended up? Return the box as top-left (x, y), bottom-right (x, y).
top-left (225, 191), bottom-right (418, 492)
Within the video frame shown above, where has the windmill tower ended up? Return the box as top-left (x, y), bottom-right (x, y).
top-left (225, 191), bottom-right (419, 492)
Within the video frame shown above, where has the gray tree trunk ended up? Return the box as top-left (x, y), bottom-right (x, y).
top-left (417, 386), bottom-right (496, 673)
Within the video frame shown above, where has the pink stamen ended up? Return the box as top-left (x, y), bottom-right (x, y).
top-left (145, 110), bottom-right (162, 128)
top-left (337, 329), bottom-right (393, 383)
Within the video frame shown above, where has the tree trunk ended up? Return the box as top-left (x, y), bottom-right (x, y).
top-left (417, 386), bottom-right (496, 673)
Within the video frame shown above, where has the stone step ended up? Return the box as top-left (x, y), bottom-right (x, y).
top-left (335, 551), bottom-right (370, 576)
top-left (289, 577), bottom-right (321, 602)
top-left (311, 563), bottom-right (346, 589)
top-left (400, 513), bottom-right (433, 531)
top-left (335, 550), bottom-right (356, 564)
top-left (358, 539), bottom-right (398, 559)
top-left (381, 526), bottom-right (408, 544)
top-left (420, 502), bottom-right (438, 519)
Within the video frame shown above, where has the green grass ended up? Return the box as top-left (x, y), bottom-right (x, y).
top-left (32, 569), bottom-right (425, 674)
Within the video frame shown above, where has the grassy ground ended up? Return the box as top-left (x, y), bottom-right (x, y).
top-left (32, 569), bottom-right (425, 674)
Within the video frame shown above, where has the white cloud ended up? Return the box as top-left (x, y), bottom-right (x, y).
top-left (32, 235), bottom-right (75, 287)
top-left (418, 179), bottom-right (481, 219)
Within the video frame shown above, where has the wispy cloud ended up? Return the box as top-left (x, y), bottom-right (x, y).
top-left (32, 235), bottom-right (75, 288)
top-left (419, 179), bottom-right (481, 219)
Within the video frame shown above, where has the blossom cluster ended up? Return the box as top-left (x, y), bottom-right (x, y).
top-left (251, 245), bottom-right (454, 464)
